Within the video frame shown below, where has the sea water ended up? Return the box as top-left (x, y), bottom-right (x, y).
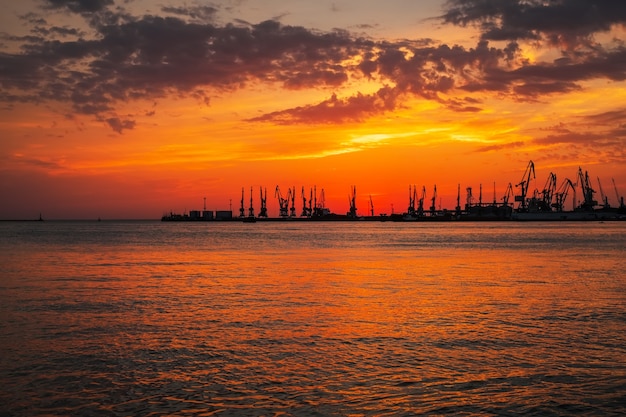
top-left (1, 220), bottom-right (625, 416)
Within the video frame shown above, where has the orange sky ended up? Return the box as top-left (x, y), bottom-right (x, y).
top-left (1, 0), bottom-right (625, 219)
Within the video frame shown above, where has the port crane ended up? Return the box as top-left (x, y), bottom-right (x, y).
top-left (577, 167), bottom-right (597, 210)
top-left (539, 172), bottom-right (557, 211)
top-left (312, 186), bottom-right (329, 217)
top-left (275, 186), bottom-right (290, 217)
top-left (300, 187), bottom-right (312, 217)
top-left (369, 195), bottom-right (374, 216)
top-left (248, 186), bottom-right (255, 218)
top-left (239, 187), bottom-right (246, 218)
top-left (407, 185), bottom-right (417, 216)
top-left (430, 185), bottom-right (437, 214)
top-left (553, 178), bottom-right (576, 212)
top-left (289, 186), bottom-right (296, 217)
top-left (466, 187), bottom-right (474, 209)
top-left (347, 186), bottom-right (357, 218)
top-left (501, 183), bottom-right (513, 206)
top-left (596, 177), bottom-right (610, 209)
top-left (417, 186), bottom-right (426, 216)
top-left (515, 160), bottom-right (535, 211)
top-left (612, 178), bottom-right (625, 209)
top-left (258, 187), bottom-right (268, 218)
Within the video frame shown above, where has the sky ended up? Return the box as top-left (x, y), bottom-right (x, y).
top-left (1, 0), bottom-right (625, 219)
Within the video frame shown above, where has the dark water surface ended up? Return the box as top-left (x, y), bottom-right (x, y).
top-left (1, 220), bottom-right (625, 416)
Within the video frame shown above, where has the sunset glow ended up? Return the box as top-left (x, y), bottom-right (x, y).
top-left (1, 0), bottom-right (625, 219)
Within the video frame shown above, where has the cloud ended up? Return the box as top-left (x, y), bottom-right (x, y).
top-left (475, 141), bottom-right (525, 153)
top-left (43, 0), bottom-right (114, 14)
top-left (459, 46), bottom-right (626, 98)
top-left (441, 0), bottom-right (626, 50)
top-left (105, 116), bottom-right (135, 134)
top-left (9, 154), bottom-right (67, 170)
top-left (1, 1), bottom-right (625, 131)
top-left (1, 12), bottom-right (369, 129)
top-left (582, 108), bottom-right (626, 126)
top-left (161, 5), bottom-right (218, 22)
top-left (530, 109), bottom-right (626, 155)
top-left (247, 87), bottom-right (400, 124)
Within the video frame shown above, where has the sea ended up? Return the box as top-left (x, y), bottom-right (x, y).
top-left (1, 220), bottom-right (625, 416)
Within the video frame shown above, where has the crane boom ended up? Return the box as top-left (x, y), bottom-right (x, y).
top-left (275, 186), bottom-right (289, 217)
top-left (239, 187), bottom-right (245, 218)
top-left (258, 187), bottom-right (268, 218)
top-left (502, 182), bottom-right (513, 206)
top-left (430, 185), bottom-right (437, 214)
top-left (248, 186), bottom-right (255, 218)
top-left (577, 167), bottom-right (597, 210)
top-left (407, 185), bottom-right (416, 215)
top-left (542, 172), bottom-right (557, 208)
top-left (300, 186), bottom-right (311, 217)
top-left (417, 186), bottom-right (426, 216)
top-left (597, 177), bottom-right (609, 208)
top-left (288, 186), bottom-right (296, 217)
top-left (347, 186), bottom-right (357, 218)
top-left (554, 178), bottom-right (576, 212)
top-left (612, 178), bottom-right (625, 209)
top-left (515, 160), bottom-right (535, 211)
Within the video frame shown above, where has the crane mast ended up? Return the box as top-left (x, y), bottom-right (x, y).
top-left (542, 172), bottom-right (557, 208)
top-left (596, 177), bottom-right (609, 208)
top-left (417, 186), bottom-right (425, 216)
top-left (407, 185), bottom-right (416, 216)
top-left (239, 187), bottom-right (245, 218)
top-left (466, 186), bottom-right (473, 209)
top-left (258, 187), bottom-right (268, 218)
top-left (577, 167), bottom-right (597, 210)
top-left (502, 183), bottom-right (513, 206)
top-left (312, 187), bottom-right (328, 217)
top-left (247, 186), bottom-right (255, 218)
top-left (275, 186), bottom-right (290, 217)
top-left (430, 184), bottom-right (437, 214)
top-left (369, 195), bottom-right (374, 216)
top-left (347, 186), bottom-right (357, 218)
top-left (554, 178), bottom-right (576, 212)
top-left (612, 178), bottom-right (625, 209)
top-left (515, 160), bottom-right (535, 211)
top-left (300, 186), bottom-right (312, 217)
top-left (289, 186), bottom-right (296, 217)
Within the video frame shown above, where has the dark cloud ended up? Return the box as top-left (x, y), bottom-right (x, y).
top-left (441, 0), bottom-right (626, 49)
top-left (105, 116), bottom-right (135, 134)
top-left (1, 2), bottom-right (625, 131)
top-left (161, 6), bottom-right (218, 22)
top-left (43, 0), bottom-right (114, 13)
top-left (247, 87), bottom-right (400, 124)
top-left (459, 46), bottom-right (626, 98)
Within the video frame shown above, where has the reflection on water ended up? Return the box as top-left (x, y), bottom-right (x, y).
top-left (1, 221), bottom-right (625, 415)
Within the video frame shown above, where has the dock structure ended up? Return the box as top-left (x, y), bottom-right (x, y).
top-left (162, 162), bottom-right (626, 222)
